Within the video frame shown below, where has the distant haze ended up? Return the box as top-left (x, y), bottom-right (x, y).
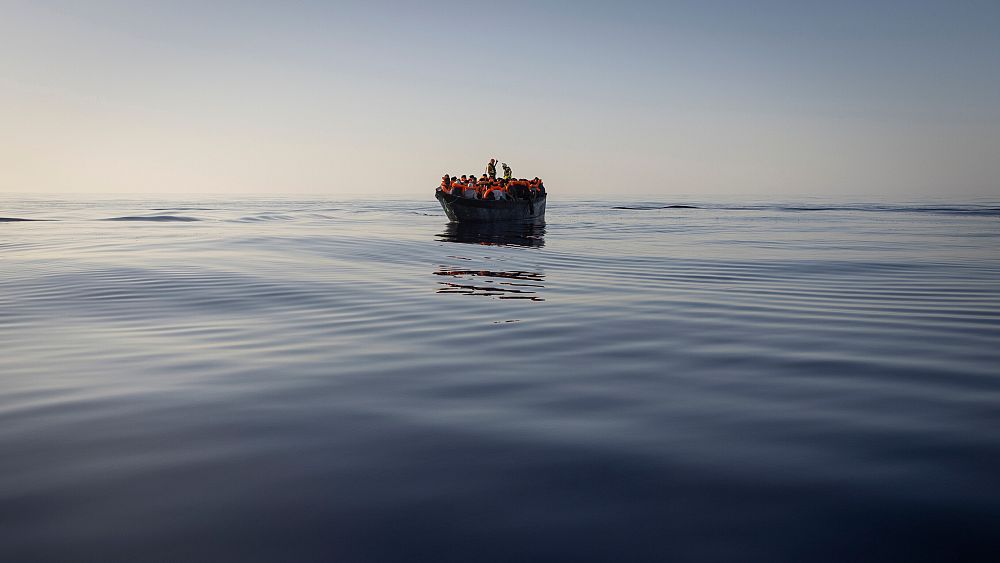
top-left (2, 1), bottom-right (999, 199)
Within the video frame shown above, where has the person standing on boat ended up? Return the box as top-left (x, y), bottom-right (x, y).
top-left (486, 158), bottom-right (497, 180)
top-left (501, 163), bottom-right (512, 181)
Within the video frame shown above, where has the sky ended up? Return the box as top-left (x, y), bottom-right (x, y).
top-left (2, 0), bottom-right (999, 199)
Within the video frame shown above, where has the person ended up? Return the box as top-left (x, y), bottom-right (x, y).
top-left (486, 158), bottom-right (497, 180)
top-left (501, 162), bottom-right (512, 181)
top-left (440, 174), bottom-right (451, 193)
top-left (529, 177), bottom-right (543, 197)
top-left (485, 185), bottom-right (506, 200)
top-left (515, 178), bottom-right (531, 199)
top-left (476, 174), bottom-right (489, 198)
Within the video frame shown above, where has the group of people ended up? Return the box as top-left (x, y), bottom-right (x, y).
top-left (439, 159), bottom-right (546, 201)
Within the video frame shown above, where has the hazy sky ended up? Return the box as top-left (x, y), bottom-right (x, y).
top-left (2, 0), bottom-right (998, 199)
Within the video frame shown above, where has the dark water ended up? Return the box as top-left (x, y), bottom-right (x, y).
top-left (2, 198), bottom-right (999, 562)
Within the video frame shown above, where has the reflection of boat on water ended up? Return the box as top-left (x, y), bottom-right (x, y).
top-left (436, 221), bottom-right (545, 248)
top-left (434, 267), bottom-right (545, 301)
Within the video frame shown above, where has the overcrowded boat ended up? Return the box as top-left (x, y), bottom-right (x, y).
top-left (435, 159), bottom-right (546, 223)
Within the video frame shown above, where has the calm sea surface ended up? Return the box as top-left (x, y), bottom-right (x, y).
top-left (2, 197), bottom-right (999, 562)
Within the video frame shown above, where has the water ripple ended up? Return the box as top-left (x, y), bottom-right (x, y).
top-left (0, 198), bottom-right (998, 561)
top-left (103, 215), bottom-right (200, 222)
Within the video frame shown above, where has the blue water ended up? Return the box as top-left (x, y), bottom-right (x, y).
top-left (2, 198), bottom-right (999, 562)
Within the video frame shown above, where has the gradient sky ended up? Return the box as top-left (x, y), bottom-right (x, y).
top-left (2, 0), bottom-right (999, 199)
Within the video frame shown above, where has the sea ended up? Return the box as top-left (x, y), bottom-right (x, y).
top-left (1, 197), bottom-right (999, 562)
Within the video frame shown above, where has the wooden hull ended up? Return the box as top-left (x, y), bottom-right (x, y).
top-left (435, 190), bottom-right (546, 223)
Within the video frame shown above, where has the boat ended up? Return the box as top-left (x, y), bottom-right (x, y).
top-left (435, 189), bottom-right (546, 223)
